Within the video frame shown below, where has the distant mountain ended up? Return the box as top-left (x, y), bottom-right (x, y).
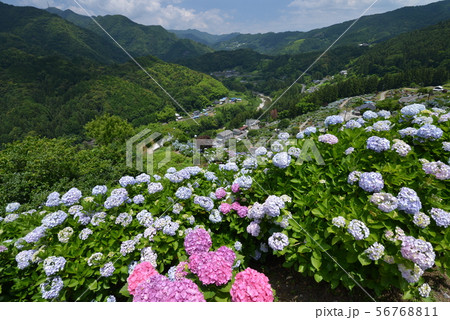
top-left (169, 29), bottom-right (240, 46)
top-left (46, 7), bottom-right (213, 62)
top-left (0, 2), bottom-right (126, 64)
top-left (212, 0), bottom-right (450, 55)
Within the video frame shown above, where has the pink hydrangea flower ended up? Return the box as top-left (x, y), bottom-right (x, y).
top-left (215, 188), bottom-right (227, 199)
top-left (184, 228), bottom-right (212, 256)
top-left (231, 183), bottom-right (240, 193)
top-left (133, 274), bottom-right (205, 302)
top-left (127, 262), bottom-right (159, 296)
top-left (219, 203), bottom-right (232, 214)
top-left (216, 246), bottom-right (236, 264)
top-left (318, 134), bottom-right (339, 145)
top-left (230, 268), bottom-right (274, 302)
top-left (189, 250), bottom-right (233, 286)
top-left (231, 202), bottom-right (241, 211)
top-left (237, 206), bottom-right (248, 218)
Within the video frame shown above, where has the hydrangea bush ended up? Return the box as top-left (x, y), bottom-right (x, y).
top-left (0, 103), bottom-right (449, 302)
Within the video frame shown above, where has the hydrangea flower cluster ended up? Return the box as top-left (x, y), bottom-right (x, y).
top-left (104, 188), bottom-right (128, 209)
top-left (246, 221), bottom-right (261, 236)
top-left (57, 227), bottom-right (73, 243)
top-left (40, 276), bottom-right (64, 300)
top-left (92, 185), bottom-right (107, 196)
top-left (378, 110), bottom-right (391, 118)
top-left (140, 247), bottom-right (158, 267)
top-left (418, 283), bottom-right (431, 298)
top-left (278, 132), bottom-right (290, 140)
top-left (318, 134), bottom-right (338, 145)
top-left (255, 146), bottom-right (268, 156)
top-left (413, 212), bottom-right (431, 228)
top-left (400, 104), bottom-right (425, 117)
top-left (415, 124), bottom-right (443, 141)
top-left (332, 216), bottom-right (346, 228)
top-left (115, 212), bottom-right (133, 227)
top-left (422, 161), bottom-right (450, 180)
top-left (372, 120), bottom-right (392, 132)
top-left (366, 136), bottom-right (390, 153)
top-left (443, 142), bottom-right (450, 152)
top-left (162, 221), bottom-right (179, 236)
top-left (16, 249), bottom-right (36, 269)
top-left (175, 187), bottom-right (192, 200)
top-left (304, 126), bottom-right (317, 136)
top-left (268, 232), bottom-right (289, 251)
top-left (215, 188), bottom-right (227, 199)
top-left (398, 263), bottom-right (424, 283)
top-left (347, 220), bottom-right (370, 240)
top-left (262, 195), bottom-right (285, 218)
top-left (272, 152), bottom-right (291, 169)
top-left (412, 116), bottom-right (433, 126)
top-left (100, 262), bottom-right (115, 277)
top-left (430, 208), bottom-right (450, 228)
top-left (347, 171), bottom-right (362, 185)
top-left (184, 228), bottom-right (212, 256)
top-left (132, 195), bottom-right (145, 204)
top-left (133, 274), bottom-right (205, 302)
top-left (127, 261), bottom-right (159, 296)
top-left (5, 202), bottom-right (20, 213)
top-left (370, 193), bottom-right (398, 213)
top-left (136, 210), bottom-right (153, 227)
top-left (324, 115), bottom-right (344, 126)
top-left (24, 226), bottom-right (47, 243)
top-left (364, 242), bottom-right (385, 261)
top-left (209, 209), bottom-right (222, 223)
top-left (79, 228), bottom-right (93, 240)
top-left (391, 139), bottom-right (411, 157)
top-left (135, 173), bottom-right (151, 184)
top-left (43, 256), bottom-right (66, 276)
top-left (119, 176), bottom-right (136, 187)
top-left (148, 182), bottom-right (163, 194)
top-left (42, 210), bottom-right (67, 228)
top-left (193, 196), bottom-right (214, 211)
top-left (61, 188), bottom-right (82, 206)
top-left (401, 236), bottom-right (435, 270)
top-left (345, 120), bottom-right (362, 129)
top-left (358, 172), bottom-right (384, 192)
top-left (45, 192), bottom-right (61, 207)
top-left (397, 187), bottom-right (422, 214)
top-left (230, 268), bottom-right (274, 302)
top-left (399, 127), bottom-right (418, 138)
top-left (363, 110), bottom-right (378, 120)
top-left (189, 248), bottom-right (234, 286)
top-left (234, 175), bottom-right (253, 189)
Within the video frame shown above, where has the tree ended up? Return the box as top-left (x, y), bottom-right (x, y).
top-left (84, 114), bottom-right (134, 146)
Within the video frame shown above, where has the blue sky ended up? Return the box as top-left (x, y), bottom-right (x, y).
top-left (2, 0), bottom-right (442, 34)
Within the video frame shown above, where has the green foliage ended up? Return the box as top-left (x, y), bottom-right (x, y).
top-left (84, 114), bottom-right (134, 146)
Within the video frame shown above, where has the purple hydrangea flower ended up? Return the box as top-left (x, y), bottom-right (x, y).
top-left (246, 221), bottom-right (261, 237)
top-left (24, 226), bottom-right (47, 243)
top-left (40, 277), bottom-right (64, 299)
top-left (413, 212), bottom-right (430, 228)
top-left (430, 208), bottom-right (450, 228)
top-left (399, 127), bottom-right (418, 138)
top-left (416, 124), bottom-right (443, 141)
top-left (5, 202), bottom-right (20, 213)
top-left (358, 172), bottom-right (384, 192)
top-left (363, 111), bottom-right (378, 120)
top-left (148, 183), bottom-right (163, 194)
top-left (42, 210), bottom-right (67, 228)
top-left (365, 242), bottom-right (385, 261)
top-left (324, 115), bottom-right (344, 126)
top-left (45, 192), bottom-right (61, 207)
top-left (370, 193), bottom-right (398, 212)
top-left (43, 256), bottom-right (66, 276)
top-left (318, 134), bottom-right (338, 145)
top-left (400, 104), bottom-right (425, 117)
top-left (397, 187), bottom-right (422, 214)
top-left (347, 219), bottom-right (370, 240)
top-left (61, 188), bottom-right (82, 206)
top-left (391, 139), bottom-right (411, 157)
top-left (268, 232), bottom-right (289, 251)
top-left (100, 262), bottom-right (115, 277)
top-left (366, 136), bottom-right (390, 153)
top-left (347, 171), bottom-right (363, 185)
top-left (92, 185), bottom-right (107, 196)
top-left (345, 120), bottom-right (362, 129)
top-left (193, 196), bottom-right (214, 211)
top-left (133, 195), bottom-right (145, 204)
top-left (175, 187), bottom-right (192, 200)
top-left (272, 152), bottom-right (291, 168)
top-left (401, 236), bottom-right (435, 270)
top-left (332, 216), bottom-right (346, 228)
top-left (422, 161), bottom-right (450, 180)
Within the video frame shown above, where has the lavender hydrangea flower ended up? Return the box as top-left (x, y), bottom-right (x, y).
top-left (365, 242), bottom-right (385, 261)
top-left (347, 171), bottom-right (362, 185)
top-left (366, 136), bottom-right (390, 153)
top-left (413, 212), bottom-right (430, 228)
top-left (345, 120), bottom-right (362, 129)
top-left (246, 221), bottom-right (261, 236)
top-left (193, 196), bottom-right (214, 211)
top-left (234, 241), bottom-right (242, 251)
top-left (79, 228), bottom-right (93, 240)
top-left (172, 203), bottom-right (183, 214)
top-left (400, 104), bottom-right (425, 117)
top-left (268, 232), bottom-right (289, 251)
top-left (363, 110), bottom-right (378, 120)
top-left (209, 209), bottom-right (222, 223)
top-left (416, 124), bottom-right (443, 141)
top-left (398, 263), bottom-right (423, 283)
top-left (204, 171), bottom-right (218, 181)
top-left (24, 226), bottom-right (47, 243)
top-left (345, 147), bottom-right (355, 155)
top-left (107, 295), bottom-right (116, 302)
top-left (92, 185), bottom-right (107, 196)
top-left (5, 202), bottom-right (20, 213)
top-left (296, 132), bottom-right (305, 139)
top-left (4, 213), bottom-right (19, 223)
top-left (100, 262), bottom-right (115, 277)
top-left (370, 193), bottom-right (398, 212)
top-left (304, 127), bottom-right (317, 136)
top-left (347, 220), bottom-right (370, 240)
top-left (135, 173), bottom-right (151, 184)
top-left (175, 187), bottom-right (192, 200)
top-left (397, 187), bottom-right (422, 214)
top-left (104, 188), bottom-right (128, 209)
top-left (120, 240), bottom-right (136, 256)
top-left (255, 147), bottom-right (267, 156)
top-left (278, 132), bottom-right (290, 140)
top-left (119, 176), bottom-right (136, 187)
top-left (443, 142), bottom-right (450, 152)
top-left (16, 250), bottom-right (36, 269)
top-left (272, 152), bottom-right (291, 168)
top-left (377, 110), bottom-right (391, 119)
top-left (40, 277), bottom-right (64, 299)
top-left (318, 134), bottom-right (338, 145)
top-left (141, 247), bottom-right (158, 267)
top-left (42, 210), bottom-right (67, 228)
top-left (399, 127), bottom-right (418, 138)
top-left (288, 147), bottom-right (301, 158)
top-left (412, 116), bottom-right (433, 125)
top-left (358, 172), bottom-right (384, 192)
top-left (324, 115), bottom-right (344, 126)
top-left (115, 212), bottom-right (133, 227)
top-left (332, 216), bottom-right (346, 228)
top-left (148, 183), bottom-right (163, 194)
top-left (401, 236), bottom-right (435, 270)
top-left (234, 175), bottom-right (253, 189)
top-left (90, 212), bottom-right (107, 226)
top-left (133, 195), bottom-right (145, 204)
top-left (439, 113), bottom-right (450, 123)
top-left (271, 141), bottom-right (284, 153)
top-left (422, 161), bottom-right (450, 180)
top-left (430, 208), bottom-right (450, 228)
top-left (136, 210), bottom-right (153, 227)
top-left (163, 221), bottom-right (180, 236)
top-left (61, 188), bottom-right (82, 206)
top-left (43, 256), bottom-right (66, 276)
top-left (263, 195), bottom-right (285, 218)
top-left (45, 192), bottom-right (61, 207)
top-left (219, 162), bottom-right (239, 171)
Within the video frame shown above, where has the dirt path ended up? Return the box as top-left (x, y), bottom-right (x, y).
top-left (378, 90), bottom-right (389, 101)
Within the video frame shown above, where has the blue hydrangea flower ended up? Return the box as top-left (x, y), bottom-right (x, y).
top-left (106, 295), bottom-right (116, 302)
top-left (401, 104), bottom-right (426, 117)
top-left (209, 209), bottom-right (222, 223)
top-left (278, 132), bottom-right (290, 140)
top-left (163, 221), bottom-right (179, 236)
top-left (347, 171), bottom-right (362, 184)
top-left (345, 120), bottom-right (362, 129)
top-left (248, 202), bottom-right (265, 220)
top-left (90, 212), bottom-right (107, 226)
top-left (43, 256), bottom-right (66, 276)
top-left (175, 186), bottom-right (192, 200)
top-left (234, 241), bottom-right (242, 251)
top-left (16, 250), bottom-right (36, 269)
top-left (135, 173), bottom-right (151, 184)
top-left (399, 127), bottom-right (418, 138)
top-left (332, 216), bottom-right (346, 228)
top-left (288, 147), bottom-right (301, 158)
top-left (5, 202), bottom-right (20, 213)
top-left (140, 247), bottom-right (158, 267)
top-left (430, 208), bottom-right (450, 228)
top-left (271, 141), bottom-right (284, 152)
top-left (347, 219), bottom-right (370, 240)
top-left (193, 196), bottom-right (214, 211)
top-left (148, 183), bottom-right (163, 194)
top-left (443, 142), bottom-right (450, 152)
top-left (120, 240), bottom-right (136, 256)
top-left (136, 210), bottom-right (153, 227)
top-left (243, 157), bottom-right (258, 169)
top-left (398, 264), bottom-right (423, 283)
top-left (79, 228), bottom-right (93, 240)
top-left (119, 176), bottom-right (136, 187)
top-left (92, 185), bottom-right (107, 196)
top-left (324, 115), bottom-right (344, 126)
top-left (296, 132), bottom-right (305, 139)
top-left (397, 187), bottom-right (422, 214)
top-left (100, 262), bottom-right (115, 277)
top-left (255, 147), bottom-right (268, 156)
top-left (40, 277), bottom-right (64, 300)
top-left (345, 147), bottom-right (355, 155)
top-left (115, 212), bottom-right (133, 227)
top-left (219, 162), bottom-right (239, 171)
top-left (372, 120), bottom-right (392, 132)
top-left (377, 110), bottom-right (391, 119)
top-left (413, 212), bottom-right (430, 228)
top-left (412, 116), bottom-right (433, 125)
top-left (366, 136), bottom-right (390, 152)
top-left (358, 172), bottom-right (384, 192)
top-left (416, 124), bottom-right (443, 141)
top-left (364, 242), bottom-right (385, 260)
top-left (272, 152), bottom-right (291, 169)
top-left (24, 226), bottom-right (47, 243)
top-left (45, 192), bottom-right (61, 207)
top-left (132, 195), bottom-right (145, 204)
top-left (363, 110), bottom-right (378, 120)
top-left (370, 193), bottom-right (398, 212)
top-left (392, 139), bottom-right (411, 157)
top-left (61, 188), bottom-right (82, 206)
top-left (42, 210), bottom-right (67, 228)
top-left (263, 195), bottom-right (285, 218)
top-left (233, 175), bottom-right (253, 189)
top-left (268, 232), bottom-right (289, 251)
top-left (204, 171), bottom-right (218, 181)
top-left (172, 203), bottom-right (183, 215)
top-left (303, 126), bottom-right (317, 136)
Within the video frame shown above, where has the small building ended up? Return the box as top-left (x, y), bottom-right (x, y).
top-left (216, 130), bottom-right (233, 141)
top-left (245, 119), bottom-right (260, 130)
top-left (233, 129), bottom-right (242, 136)
top-left (340, 70), bottom-right (348, 76)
